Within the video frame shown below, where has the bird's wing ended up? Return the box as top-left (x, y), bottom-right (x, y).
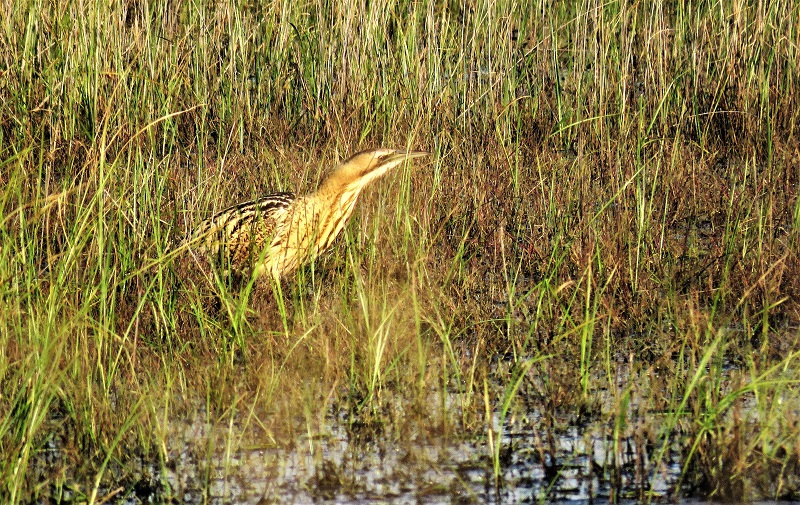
top-left (189, 192), bottom-right (296, 263)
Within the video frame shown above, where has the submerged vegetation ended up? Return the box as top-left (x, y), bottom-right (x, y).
top-left (1, 0), bottom-right (799, 501)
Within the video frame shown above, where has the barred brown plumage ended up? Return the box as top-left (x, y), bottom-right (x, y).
top-left (184, 148), bottom-right (429, 281)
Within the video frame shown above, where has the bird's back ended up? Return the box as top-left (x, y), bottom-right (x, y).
top-left (188, 192), bottom-right (295, 275)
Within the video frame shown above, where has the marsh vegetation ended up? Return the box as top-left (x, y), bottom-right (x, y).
top-left (1, 0), bottom-right (799, 502)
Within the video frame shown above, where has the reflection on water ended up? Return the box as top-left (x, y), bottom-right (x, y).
top-left (33, 346), bottom-right (789, 504)
top-left (160, 392), bottom-right (684, 504)
top-left (38, 354), bottom-right (765, 503)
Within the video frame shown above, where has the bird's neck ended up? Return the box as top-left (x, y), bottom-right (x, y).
top-left (314, 174), bottom-right (363, 212)
top-left (293, 182), bottom-right (363, 257)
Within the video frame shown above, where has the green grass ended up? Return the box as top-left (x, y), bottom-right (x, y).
top-left (2, 0), bottom-right (800, 502)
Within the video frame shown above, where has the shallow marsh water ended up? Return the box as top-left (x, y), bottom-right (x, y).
top-left (160, 414), bottom-right (678, 504)
top-left (40, 366), bottom-right (697, 504)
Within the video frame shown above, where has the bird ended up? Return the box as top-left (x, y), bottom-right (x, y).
top-left (184, 148), bottom-right (429, 282)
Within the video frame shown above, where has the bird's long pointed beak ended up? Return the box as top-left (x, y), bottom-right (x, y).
top-left (390, 150), bottom-right (430, 163)
top-left (404, 150), bottom-right (430, 159)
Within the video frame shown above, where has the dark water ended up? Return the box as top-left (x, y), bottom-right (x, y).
top-left (154, 393), bottom-right (683, 504)
top-left (32, 356), bottom-right (777, 503)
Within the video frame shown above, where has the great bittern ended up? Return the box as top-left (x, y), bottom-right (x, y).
top-left (185, 148), bottom-right (428, 281)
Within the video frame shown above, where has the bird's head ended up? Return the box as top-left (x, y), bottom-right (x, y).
top-left (322, 148), bottom-right (429, 193)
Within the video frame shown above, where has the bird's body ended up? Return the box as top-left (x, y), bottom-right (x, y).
top-left (186, 148), bottom-right (428, 281)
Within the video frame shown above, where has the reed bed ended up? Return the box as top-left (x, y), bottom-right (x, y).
top-left (1, 0), bottom-right (799, 501)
